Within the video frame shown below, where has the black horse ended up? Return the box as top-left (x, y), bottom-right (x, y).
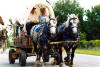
top-left (53, 14), bottom-right (80, 67)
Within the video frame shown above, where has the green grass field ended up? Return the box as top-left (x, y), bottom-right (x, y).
top-left (75, 48), bottom-right (100, 56)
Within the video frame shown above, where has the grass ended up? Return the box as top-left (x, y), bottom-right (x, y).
top-left (75, 48), bottom-right (100, 56)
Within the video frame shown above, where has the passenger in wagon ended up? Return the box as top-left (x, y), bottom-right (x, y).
top-left (24, 7), bottom-right (39, 36)
top-left (23, 7), bottom-right (39, 44)
top-left (39, 8), bottom-right (49, 24)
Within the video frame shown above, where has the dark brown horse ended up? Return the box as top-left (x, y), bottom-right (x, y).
top-left (0, 28), bottom-right (8, 52)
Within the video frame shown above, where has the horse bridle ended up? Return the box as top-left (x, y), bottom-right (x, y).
top-left (42, 18), bottom-right (57, 40)
top-left (69, 18), bottom-right (78, 28)
top-left (48, 18), bottom-right (57, 28)
top-left (69, 18), bottom-right (77, 21)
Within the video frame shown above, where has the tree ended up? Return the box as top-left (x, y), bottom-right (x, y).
top-left (84, 5), bottom-right (100, 40)
top-left (53, 0), bottom-right (84, 26)
top-left (80, 32), bottom-right (86, 40)
top-left (8, 18), bottom-right (16, 37)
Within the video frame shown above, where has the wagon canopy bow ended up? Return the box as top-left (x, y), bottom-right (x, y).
top-left (30, 2), bottom-right (55, 19)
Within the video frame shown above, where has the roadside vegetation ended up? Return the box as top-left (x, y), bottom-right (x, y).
top-left (76, 48), bottom-right (100, 56)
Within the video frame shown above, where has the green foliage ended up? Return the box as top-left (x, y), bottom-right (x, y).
top-left (84, 5), bottom-right (100, 40)
top-left (76, 49), bottom-right (100, 56)
top-left (79, 40), bottom-right (88, 48)
top-left (80, 32), bottom-right (86, 40)
top-left (79, 40), bottom-right (100, 48)
top-left (53, 0), bottom-right (84, 25)
top-left (8, 18), bottom-right (16, 37)
top-left (89, 40), bottom-right (100, 47)
top-left (7, 38), bottom-right (13, 48)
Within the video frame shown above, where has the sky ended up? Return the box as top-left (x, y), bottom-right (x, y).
top-left (0, 0), bottom-right (100, 35)
top-left (77, 0), bottom-right (100, 10)
top-left (0, 0), bottom-right (100, 25)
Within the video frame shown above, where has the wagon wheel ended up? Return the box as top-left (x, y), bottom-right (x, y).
top-left (19, 50), bottom-right (26, 66)
top-left (9, 49), bottom-right (15, 64)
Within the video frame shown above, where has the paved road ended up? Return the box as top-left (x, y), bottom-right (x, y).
top-left (0, 49), bottom-right (100, 67)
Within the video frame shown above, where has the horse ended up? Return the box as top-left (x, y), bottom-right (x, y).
top-left (0, 28), bottom-right (8, 52)
top-left (53, 14), bottom-right (80, 67)
top-left (30, 18), bottom-right (57, 66)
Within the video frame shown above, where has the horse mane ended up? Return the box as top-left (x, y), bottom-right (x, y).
top-left (58, 14), bottom-right (80, 33)
top-left (65, 14), bottom-right (80, 27)
top-left (64, 18), bottom-right (70, 28)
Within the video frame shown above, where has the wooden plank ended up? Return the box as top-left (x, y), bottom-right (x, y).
top-left (49, 40), bottom-right (79, 45)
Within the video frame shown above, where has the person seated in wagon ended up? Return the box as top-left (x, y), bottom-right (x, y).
top-left (24, 7), bottom-right (50, 36)
top-left (23, 7), bottom-right (49, 44)
top-left (24, 7), bottom-right (39, 36)
top-left (39, 8), bottom-right (49, 24)
top-left (23, 7), bottom-right (39, 44)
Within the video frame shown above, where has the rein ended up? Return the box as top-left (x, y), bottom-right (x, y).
top-left (40, 23), bottom-right (49, 42)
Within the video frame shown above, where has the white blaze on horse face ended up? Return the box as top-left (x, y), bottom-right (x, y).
top-left (72, 27), bottom-right (77, 34)
top-left (68, 14), bottom-right (79, 34)
top-left (49, 19), bottom-right (57, 35)
top-left (50, 27), bottom-right (56, 34)
top-left (71, 21), bottom-right (78, 34)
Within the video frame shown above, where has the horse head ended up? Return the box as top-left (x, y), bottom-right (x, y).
top-left (47, 18), bottom-right (57, 38)
top-left (66, 14), bottom-right (79, 34)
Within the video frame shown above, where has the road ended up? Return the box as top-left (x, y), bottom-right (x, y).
top-left (0, 49), bottom-right (100, 67)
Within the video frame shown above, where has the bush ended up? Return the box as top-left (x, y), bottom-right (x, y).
top-left (89, 40), bottom-right (100, 47)
top-left (78, 40), bottom-right (100, 48)
top-left (80, 32), bottom-right (86, 40)
top-left (7, 38), bottom-right (13, 48)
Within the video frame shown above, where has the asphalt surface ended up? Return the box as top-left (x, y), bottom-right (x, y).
top-left (0, 49), bottom-right (100, 67)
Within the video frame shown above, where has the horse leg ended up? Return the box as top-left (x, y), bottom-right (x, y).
top-left (65, 49), bottom-right (71, 66)
top-left (5, 39), bottom-right (7, 49)
top-left (59, 46), bottom-right (64, 67)
top-left (69, 44), bottom-right (77, 67)
top-left (35, 46), bottom-right (42, 65)
top-left (1, 40), bottom-right (4, 52)
top-left (64, 44), bottom-right (72, 66)
top-left (36, 54), bottom-right (41, 64)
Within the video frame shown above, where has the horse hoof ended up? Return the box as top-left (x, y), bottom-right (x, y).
top-left (69, 65), bottom-right (74, 67)
top-left (65, 62), bottom-right (70, 66)
top-left (51, 59), bottom-right (57, 65)
top-left (59, 62), bottom-right (64, 67)
top-left (35, 60), bottom-right (41, 65)
top-left (42, 63), bottom-right (46, 67)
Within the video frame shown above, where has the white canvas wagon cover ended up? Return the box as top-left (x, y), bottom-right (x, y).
top-left (29, 2), bottom-right (55, 19)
